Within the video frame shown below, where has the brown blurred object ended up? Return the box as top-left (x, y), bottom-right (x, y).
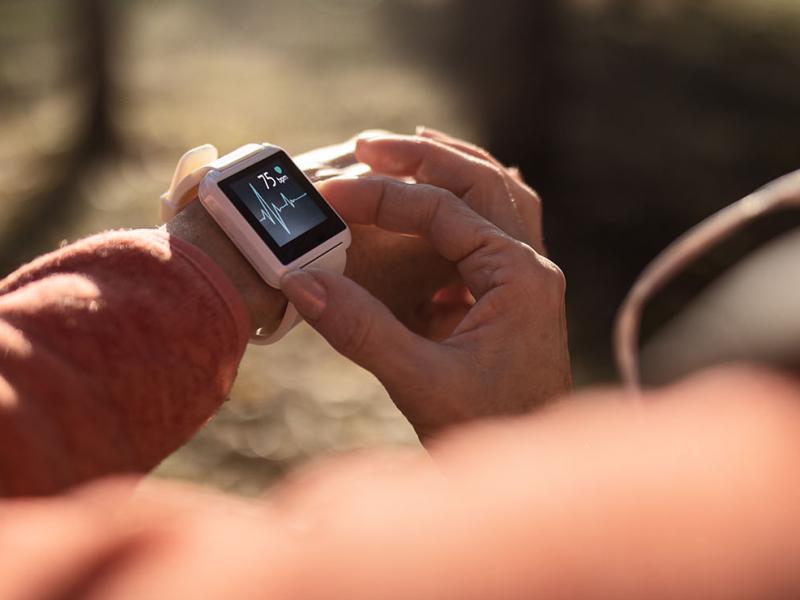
top-left (616, 169), bottom-right (800, 389)
top-left (643, 226), bottom-right (800, 384)
top-left (0, 0), bottom-right (118, 276)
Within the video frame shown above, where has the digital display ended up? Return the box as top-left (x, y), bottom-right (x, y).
top-left (219, 151), bottom-right (346, 265)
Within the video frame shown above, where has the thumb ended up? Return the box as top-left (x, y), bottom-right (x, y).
top-left (280, 268), bottom-right (434, 385)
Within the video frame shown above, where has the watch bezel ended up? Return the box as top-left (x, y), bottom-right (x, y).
top-left (216, 148), bottom-right (347, 266)
top-left (198, 144), bottom-right (351, 288)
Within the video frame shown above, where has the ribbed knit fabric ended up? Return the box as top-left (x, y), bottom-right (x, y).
top-left (0, 229), bottom-right (249, 496)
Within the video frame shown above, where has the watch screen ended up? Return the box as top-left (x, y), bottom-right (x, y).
top-left (218, 150), bottom-right (346, 265)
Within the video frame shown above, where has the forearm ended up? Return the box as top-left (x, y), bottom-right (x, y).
top-left (1, 368), bottom-right (799, 598)
top-left (0, 227), bottom-right (251, 496)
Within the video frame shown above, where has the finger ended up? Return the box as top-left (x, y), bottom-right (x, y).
top-left (423, 283), bottom-right (474, 341)
top-left (318, 176), bottom-right (519, 299)
top-left (318, 177), bottom-right (494, 259)
top-left (431, 282), bottom-right (474, 306)
top-left (280, 268), bottom-right (440, 390)
top-left (355, 133), bottom-right (507, 200)
top-left (354, 133), bottom-right (535, 245)
top-left (416, 126), bottom-right (504, 168)
top-left (417, 126), bottom-right (533, 190)
top-left (415, 128), bottom-right (545, 252)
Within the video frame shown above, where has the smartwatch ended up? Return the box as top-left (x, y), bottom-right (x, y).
top-left (161, 143), bottom-right (351, 344)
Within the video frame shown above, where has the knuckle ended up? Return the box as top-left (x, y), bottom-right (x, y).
top-left (479, 164), bottom-right (508, 195)
top-left (415, 138), bottom-right (449, 179)
top-left (512, 237), bottom-right (537, 255)
top-left (419, 185), bottom-right (458, 228)
top-left (545, 260), bottom-right (567, 297)
top-left (468, 229), bottom-right (523, 281)
top-left (503, 238), bottom-right (538, 264)
top-left (528, 255), bottom-right (567, 304)
top-left (502, 242), bottom-right (566, 300)
top-left (473, 146), bottom-right (495, 163)
top-left (474, 221), bottom-right (509, 251)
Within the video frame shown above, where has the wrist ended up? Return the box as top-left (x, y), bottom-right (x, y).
top-left (163, 200), bottom-right (287, 337)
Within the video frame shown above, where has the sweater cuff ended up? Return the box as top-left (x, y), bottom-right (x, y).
top-left (141, 229), bottom-right (251, 358)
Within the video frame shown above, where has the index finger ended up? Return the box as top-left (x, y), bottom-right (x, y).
top-left (320, 176), bottom-right (517, 298)
top-left (355, 132), bottom-right (544, 252)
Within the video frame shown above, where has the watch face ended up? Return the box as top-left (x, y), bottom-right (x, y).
top-left (218, 150), bottom-right (347, 265)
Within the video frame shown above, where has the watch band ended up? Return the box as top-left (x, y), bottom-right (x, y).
top-left (160, 144), bottom-right (220, 222)
top-left (161, 143), bottom-right (349, 346)
top-left (249, 243), bottom-right (347, 345)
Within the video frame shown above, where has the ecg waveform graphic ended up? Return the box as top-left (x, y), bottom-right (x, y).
top-left (249, 183), bottom-right (309, 236)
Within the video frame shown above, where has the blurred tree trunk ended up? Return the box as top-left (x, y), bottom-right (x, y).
top-left (450, 0), bottom-right (563, 195)
top-left (0, 0), bottom-right (119, 275)
top-left (75, 0), bottom-right (118, 154)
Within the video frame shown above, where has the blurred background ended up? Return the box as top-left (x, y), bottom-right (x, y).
top-left (1, 0), bottom-right (799, 495)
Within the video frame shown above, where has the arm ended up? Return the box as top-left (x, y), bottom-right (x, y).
top-left (0, 224), bottom-right (253, 496)
top-left (0, 129), bottom-right (554, 494)
top-left (1, 367), bottom-right (799, 599)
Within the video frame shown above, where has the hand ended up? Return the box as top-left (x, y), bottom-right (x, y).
top-left (336, 127), bottom-right (546, 340)
top-left (281, 175), bottom-right (572, 441)
top-left (167, 129), bottom-right (547, 342)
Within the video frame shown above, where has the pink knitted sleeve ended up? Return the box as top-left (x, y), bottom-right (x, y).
top-left (0, 229), bottom-right (250, 497)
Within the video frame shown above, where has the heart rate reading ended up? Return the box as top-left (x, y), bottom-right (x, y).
top-left (222, 154), bottom-right (330, 248)
top-left (249, 183), bottom-right (309, 237)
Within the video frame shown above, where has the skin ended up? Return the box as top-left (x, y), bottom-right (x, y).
top-left (281, 176), bottom-right (571, 440)
top-left (168, 130), bottom-right (572, 440)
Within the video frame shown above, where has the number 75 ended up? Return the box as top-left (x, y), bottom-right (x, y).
top-left (258, 172), bottom-right (277, 190)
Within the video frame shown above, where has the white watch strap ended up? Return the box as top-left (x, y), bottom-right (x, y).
top-left (249, 244), bottom-right (347, 345)
top-left (160, 144), bottom-right (219, 221)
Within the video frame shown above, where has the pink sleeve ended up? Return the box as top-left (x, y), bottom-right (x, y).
top-left (0, 229), bottom-right (250, 497)
top-left (1, 368), bottom-right (800, 599)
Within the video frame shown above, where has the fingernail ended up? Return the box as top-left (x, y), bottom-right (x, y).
top-left (357, 130), bottom-right (387, 143)
top-left (354, 135), bottom-right (375, 155)
top-left (354, 136), bottom-right (380, 163)
top-left (281, 270), bottom-right (327, 320)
